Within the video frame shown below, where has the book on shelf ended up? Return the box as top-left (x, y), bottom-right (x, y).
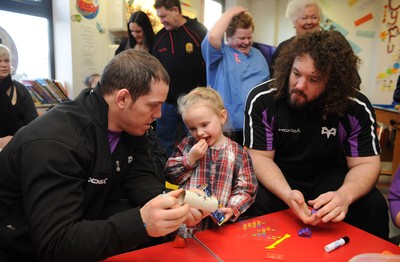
top-left (22, 80), bottom-right (54, 104)
top-left (45, 79), bottom-right (69, 101)
top-left (53, 80), bottom-right (68, 98)
top-left (22, 79), bottom-right (69, 106)
top-left (35, 78), bottom-right (60, 103)
top-left (24, 84), bottom-right (42, 106)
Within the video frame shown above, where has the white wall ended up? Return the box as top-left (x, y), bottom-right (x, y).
top-left (52, 1), bottom-right (73, 98)
top-left (225, 0), bottom-right (250, 9)
top-left (249, 0), bottom-right (279, 45)
top-left (53, 0), bottom-right (109, 98)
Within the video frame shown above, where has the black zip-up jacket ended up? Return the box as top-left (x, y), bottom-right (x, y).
top-left (0, 87), bottom-right (165, 262)
top-left (152, 16), bottom-right (207, 104)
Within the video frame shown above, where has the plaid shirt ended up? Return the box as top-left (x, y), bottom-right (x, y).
top-left (164, 136), bottom-right (257, 235)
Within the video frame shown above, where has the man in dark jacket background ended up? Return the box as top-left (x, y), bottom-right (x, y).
top-left (152, 0), bottom-right (207, 156)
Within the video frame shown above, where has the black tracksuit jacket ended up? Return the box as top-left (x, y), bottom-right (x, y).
top-left (0, 87), bottom-right (165, 261)
top-left (152, 16), bottom-right (207, 104)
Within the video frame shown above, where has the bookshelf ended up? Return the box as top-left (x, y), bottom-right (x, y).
top-left (22, 79), bottom-right (70, 114)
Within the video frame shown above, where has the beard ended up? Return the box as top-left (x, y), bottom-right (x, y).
top-left (287, 88), bottom-right (323, 111)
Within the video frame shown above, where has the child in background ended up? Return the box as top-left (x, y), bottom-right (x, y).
top-left (83, 73), bottom-right (100, 89)
top-left (164, 87), bottom-right (257, 237)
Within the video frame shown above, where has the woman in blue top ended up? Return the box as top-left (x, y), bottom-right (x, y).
top-left (201, 6), bottom-right (270, 146)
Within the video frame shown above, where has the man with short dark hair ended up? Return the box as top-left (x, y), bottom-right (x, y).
top-left (0, 50), bottom-right (206, 261)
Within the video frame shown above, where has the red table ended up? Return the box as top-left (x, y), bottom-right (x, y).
top-left (194, 209), bottom-right (400, 261)
top-left (102, 238), bottom-right (217, 262)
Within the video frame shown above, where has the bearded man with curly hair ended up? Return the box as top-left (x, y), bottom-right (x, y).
top-left (243, 30), bottom-right (389, 240)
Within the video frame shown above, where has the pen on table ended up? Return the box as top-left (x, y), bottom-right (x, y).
top-left (324, 236), bottom-right (350, 252)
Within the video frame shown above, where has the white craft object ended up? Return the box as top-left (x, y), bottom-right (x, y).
top-left (182, 190), bottom-right (218, 212)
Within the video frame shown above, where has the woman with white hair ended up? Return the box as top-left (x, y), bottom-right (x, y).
top-left (0, 44), bottom-right (38, 148)
top-left (270, 0), bottom-right (323, 76)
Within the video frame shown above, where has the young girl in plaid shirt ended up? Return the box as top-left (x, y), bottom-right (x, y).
top-left (164, 87), bottom-right (257, 238)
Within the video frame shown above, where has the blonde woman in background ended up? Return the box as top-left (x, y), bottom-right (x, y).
top-left (0, 44), bottom-right (38, 149)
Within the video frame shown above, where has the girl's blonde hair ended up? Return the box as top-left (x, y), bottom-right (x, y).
top-left (178, 86), bottom-right (226, 117)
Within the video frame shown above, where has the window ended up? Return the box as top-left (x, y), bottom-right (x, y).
top-left (19, 0), bottom-right (42, 2)
top-left (0, 0), bottom-right (54, 80)
top-left (0, 11), bottom-right (50, 80)
top-left (204, 0), bottom-right (223, 30)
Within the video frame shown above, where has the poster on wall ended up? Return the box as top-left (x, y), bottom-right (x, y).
top-left (76, 0), bottom-right (99, 19)
top-left (68, 0), bottom-right (109, 98)
top-left (375, 0), bottom-right (400, 99)
top-left (319, 0), bottom-right (400, 104)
